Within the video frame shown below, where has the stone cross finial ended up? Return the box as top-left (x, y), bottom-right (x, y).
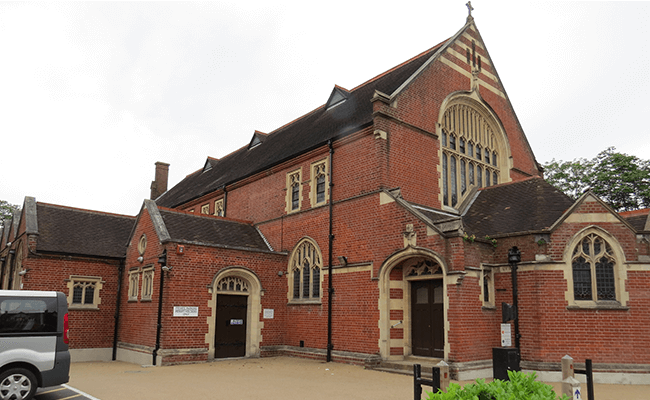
top-left (466, 1), bottom-right (474, 17)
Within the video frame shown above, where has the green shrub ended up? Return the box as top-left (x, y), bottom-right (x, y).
top-left (426, 370), bottom-right (570, 400)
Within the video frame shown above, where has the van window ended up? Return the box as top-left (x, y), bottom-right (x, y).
top-left (0, 297), bottom-right (58, 334)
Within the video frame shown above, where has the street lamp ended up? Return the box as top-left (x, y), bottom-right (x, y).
top-left (508, 246), bottom-right (521, 351)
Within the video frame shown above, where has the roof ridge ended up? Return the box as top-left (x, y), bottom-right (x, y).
top-left (37, 202), bottom-right (136, 219)
top-left (157, 206), bottom-right (254, 225)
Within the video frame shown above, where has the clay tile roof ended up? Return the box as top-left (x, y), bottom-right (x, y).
top-left (36, 203), bottom-right (136, 258)
top-left (463, 177), bottom-right (574, 237)
top-left (158, 210), bottom-right (271, 251)
top-left (156, 42), bottom-right (446, 209)
top-left (622, 214), bottom-right (649, 232)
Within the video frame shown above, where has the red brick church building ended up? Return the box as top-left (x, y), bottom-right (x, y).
top-left (2, 15), bottom-right (649, 382)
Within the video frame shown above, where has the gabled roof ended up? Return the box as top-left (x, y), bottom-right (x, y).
top-left (156, 38), bottom-right (449, 209)
top-left (35, 202), bottom-right (136, 258)
top-left (547, 190), bottom-right (637, 233)
top-left (462, 177), bottom-right (574, 237)
top-left (145, 200), bottom-right (273, 253)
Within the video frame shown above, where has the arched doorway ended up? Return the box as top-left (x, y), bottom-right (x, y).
top-left (206, 267), bottom-right (263, 360)
top-left (378, 247), bottom-right (448, 360)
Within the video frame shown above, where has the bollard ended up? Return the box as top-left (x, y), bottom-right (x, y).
top-left (562, 376), bottom-right (582, 400)
top-left (562, 355), bottom-right (574, 380)
top-left (436, 360), bottom-right (450, 392)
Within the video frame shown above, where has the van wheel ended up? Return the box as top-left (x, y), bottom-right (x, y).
top-left (0, 368), bottom-right (37, 400)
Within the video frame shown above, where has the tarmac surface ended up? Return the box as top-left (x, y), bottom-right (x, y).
top-left (64, 356), bottom-right (649, 400)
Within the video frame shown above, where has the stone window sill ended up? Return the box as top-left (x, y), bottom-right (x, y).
top-left (288, 300), bottom-right (322, 306)
top-left (567, 302), bottom-right (629, 311)
top-left (69, 305), bottom-right (100, 310)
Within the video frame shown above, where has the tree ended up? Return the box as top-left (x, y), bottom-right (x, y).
top-left (543, 147), bottom-right (650, 212)
top-left (590, 148), bottom-right (650, 212)
top-left (543, 157), bottom-right (593, 200)
top-left (0, 200), bottom-right (20, 220)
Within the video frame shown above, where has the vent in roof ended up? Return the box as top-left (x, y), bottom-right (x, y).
top-left (202, 157), bottom-right (219, 173)
top-left (248, 131), bottom-right (267, 150)
top-left (326, 85), bottom-right (349, 110)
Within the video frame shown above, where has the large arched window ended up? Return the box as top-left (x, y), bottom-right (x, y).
top-left (571, 233), bottom-right (616, 301)
top-left (289, 239), bottom-right (322, 301)
top-left (440, 101), bottom-right (506, 208)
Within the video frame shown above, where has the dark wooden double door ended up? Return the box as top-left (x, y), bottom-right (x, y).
top-left (411, 279), bottom-right (444, 358)
top-left (215, 294), bottom-right (247, 359)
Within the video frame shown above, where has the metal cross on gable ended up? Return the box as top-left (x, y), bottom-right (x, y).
top-left (466, 1), bottom-right (474, 17)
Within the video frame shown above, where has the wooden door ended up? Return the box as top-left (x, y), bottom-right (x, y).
top-left (215, 294), bottom-right (247, 358)
top-left (411, 280), bottom-right (444, 357)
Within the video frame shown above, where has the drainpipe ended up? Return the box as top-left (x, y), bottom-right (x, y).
top-left (112, 260), bottom-right (124, 360)
top-left (326, 140), bottom-right (335, 362)
top-left (153, 250), bottom-right (167, 366)
top-left (222, 186), bottom-right (228, 218)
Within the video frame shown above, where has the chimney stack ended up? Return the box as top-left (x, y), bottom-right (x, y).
top-left (150, 162), bottom-right (170, 200)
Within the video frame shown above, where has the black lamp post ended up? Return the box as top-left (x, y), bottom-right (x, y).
top-left (508, 246), bottom-right (521, 350)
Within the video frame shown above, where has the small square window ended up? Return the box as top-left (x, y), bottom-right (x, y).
top-left (214, 199), bottom-right (224, 217)
top-left (67, 276), bottom-right (103, 309)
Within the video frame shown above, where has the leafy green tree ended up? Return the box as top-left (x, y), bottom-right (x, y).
top-left (0, 200), bottom-right (20, 220)
top-left (543, 147), bottom-right (650, 212)
top-left (543, 157), bottom-right (593, 200)
top-left (591, 147), bottom-right (650, 212)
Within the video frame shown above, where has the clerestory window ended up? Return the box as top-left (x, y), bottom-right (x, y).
top-left (286, 169), bottom-right (302, 213)
top-left (310, 159), bottom-right (329, 207)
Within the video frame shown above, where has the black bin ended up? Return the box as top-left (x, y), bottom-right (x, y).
top-left (492, 347), bottom-right (520, 380)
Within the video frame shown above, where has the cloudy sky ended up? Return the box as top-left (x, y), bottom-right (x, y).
top-left (1, 1), bottom-right (648, 216)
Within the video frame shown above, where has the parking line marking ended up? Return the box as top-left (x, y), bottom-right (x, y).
top-left (62, 384), bottom-right (101, 400)
top-left (59, 395), bottom-right (82, 400)
top-left (37, 387), bottom-right (67, 394)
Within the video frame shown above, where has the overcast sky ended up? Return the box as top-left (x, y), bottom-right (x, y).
top-left (1, 1), bottom-right (649, 216)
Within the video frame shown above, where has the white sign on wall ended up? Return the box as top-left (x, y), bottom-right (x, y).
top-left (263, 309), bottom-right (274, 319)
top-left (173, 306), bottom-right (199, 317)
top-left (500, 323), bottom-right (512, 347)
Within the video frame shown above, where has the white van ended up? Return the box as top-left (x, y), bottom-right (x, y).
top-left (0, 290), bottom-right (70, 400)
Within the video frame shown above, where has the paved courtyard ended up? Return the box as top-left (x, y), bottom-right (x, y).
top-left (66, 357), bottom-right (649, 400)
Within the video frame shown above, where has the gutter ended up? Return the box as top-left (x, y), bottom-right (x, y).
top-left (152, 250), bottom-right (167, 366)
top-left (326, 139), bottom-right (335, 362)
top-left (112, 260), bottom-right (124, 360)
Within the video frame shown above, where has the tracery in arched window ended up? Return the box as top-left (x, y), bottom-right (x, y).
top-left (441, 103), bottom-right (503, 208)
top-left (290, 239), bottom-right (322, 300)
top-left (571, 234), bottom-right (616, 301)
